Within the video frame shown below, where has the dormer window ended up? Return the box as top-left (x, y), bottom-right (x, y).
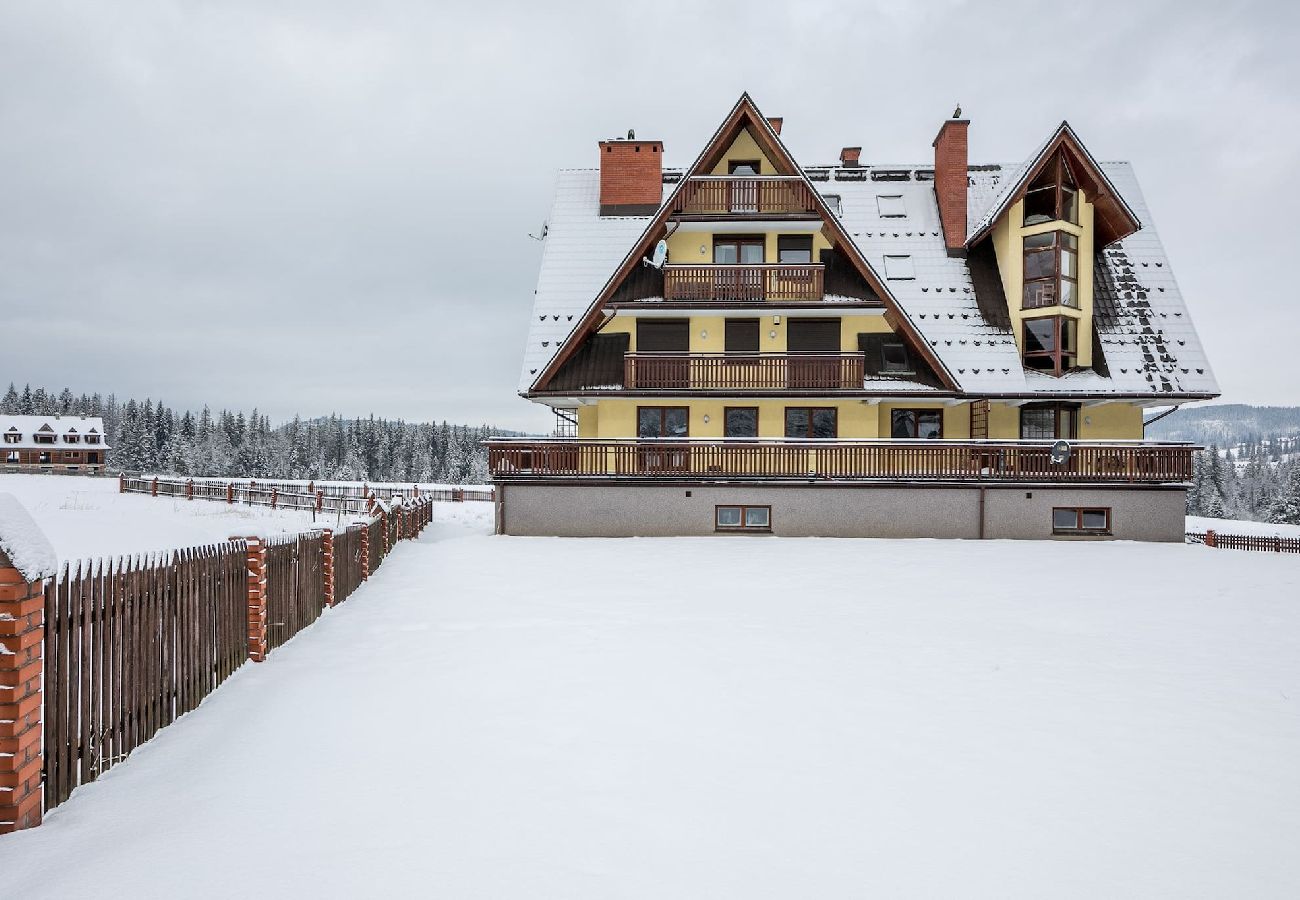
top-left (1023, 151), bottom-right (1078, 226)
top-left (64, 434), bottom-right (80, 444)
top-left (1023, 316), bottom-right (1077, 375)
top-left (1023, 231), bottom-right (1078, 309)
top-left (3, 432), bottom-right (20, 444)
top-left (85, 434), bottom-right (100, 445)
top-left (880, 341), bottom-right (914, 374)
top-left (33, 431), bottom-right (56, 445)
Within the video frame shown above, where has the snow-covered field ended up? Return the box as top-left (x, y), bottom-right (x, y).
top-left (0, 474), bottom-right (334, 559)
top-left (1, 501), bottom-right (1298, 898)
top-left (1187, 514), bottom-right (1300, 538)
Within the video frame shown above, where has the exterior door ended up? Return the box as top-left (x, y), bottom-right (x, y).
top-left (635, 319), bottom-right (690, 388)
top-left (728, 160), bottom-right (760, 213)
top-left (786, 318), bottom-right (842, 388)
top-left (713, 237), bottom-right (764, 300)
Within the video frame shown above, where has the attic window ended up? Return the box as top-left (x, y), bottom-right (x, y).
top-left (877, 195), bottom-right (906, 218)
top-left (1023, 316), bottom-right (1078, 376)
top-left (822, 193), bottom-right (842, 216)
top-left (883, 255), bottom-right (914, 280)
top-left (1023, 151), bottom-right (1079, 226)
top-left (2, 432), bottom-right (20, 444)
top-left (880, 341), bottom-right (914, 374)
top-left (1023, 231), bottom-right (1079, 309)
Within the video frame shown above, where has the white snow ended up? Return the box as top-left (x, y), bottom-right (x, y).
top-left (1, 505), bottom-right (1298, 897)
top-left (1187, 515), bottom-right (1300, 538)
top-left (0, 475), bottom-right (335, 560)
top-left (0, 493), bottom-right (57, 581)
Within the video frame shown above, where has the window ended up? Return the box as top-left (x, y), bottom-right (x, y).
top-left (713, 235), bottom-right (764, 265)
top-left (33, 432), bottom-right (55, 445)
top-left (2, 432), bottom-right (19, 444)
top-left (87, 452), bottom-right (100, 464)
top-left (715, 505), bottom-right (771, 532)
top-left (777, 234), bottom-right (813, 264)
top-left (1023, 231), bottom-right (1078, 309)
top-left (5, 451), bottom-right (17, 464)
top-left (728, 160), bottom-right (761, 176)
top-left (876, 194), bottom-right (906, 218)
top-left (725, 319), bottom-right (760, 353)
top-left (38, 451), bottom-right (51, 464)
top-left (637, 406), bottom-right (689, 438)
top-left (785, 407), bottom-right (837, 438)
top-left (1053, 507), bottom-right (1111, 535)
top-left (891, 409), bottom-right (943, 439)
top-left (1020, 403), bottom-right (1079, 440)
top-left (85, 435), bottom-right (100, 445)
top-left (1023, 151), bottom-right (1079, 226)
top-left (786, 318), bottom-right (840, 351)
top-left (724, 407), bottom-right (758, 438)
top-left (822, 193), bottom-right (842, 216)
top-left (63, 433), bottom-right (80, 444)
top-left (883, 255), bottom-right (914, 280)
top-left (880, 340), bottom-right (914, 374)
top-left (64, 451), bottom-right (80, 461)
top-left (1022, 316), bottom-right (1078, 375)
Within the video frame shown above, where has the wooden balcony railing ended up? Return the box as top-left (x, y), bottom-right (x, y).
top-left (624, 352), bottom-right (865, 391)
top-left (670, 176), bottom-right (819, 218)
top-left (663, 264), bottom-right (824, 302)
top-left (486, 440), bottom-right (1197, 484)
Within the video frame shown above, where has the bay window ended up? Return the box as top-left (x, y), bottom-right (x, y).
top-left (1023, 231), bottom-right (1078, 309)
top-left (1022, 316), bottom-right (1078, 376)
top-left (1023, 151), bottom-right (1079, 226)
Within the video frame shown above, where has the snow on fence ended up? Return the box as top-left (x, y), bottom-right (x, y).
top-left (119, 474), bottom-right (494, 509)
top-left (1185, 530), bottom-right (1300, 554)
top-left (30, 495), bottom-right (436, 822)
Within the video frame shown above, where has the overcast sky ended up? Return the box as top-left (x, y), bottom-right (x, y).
top-left (2, 0), bottom-right (1295, 432)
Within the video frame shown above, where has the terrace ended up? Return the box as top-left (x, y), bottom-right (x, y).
top-left (668, 175), bottom-right (820, 219)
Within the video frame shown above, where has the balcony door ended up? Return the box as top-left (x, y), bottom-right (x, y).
top-left (635, 319), bottom-right (690, 389)
top-left (727, 160), bottom-right (760, 213)
top-left (713, 236), bottom-right (764, 301)
top-left (786, 318), bottom-right (843, 388)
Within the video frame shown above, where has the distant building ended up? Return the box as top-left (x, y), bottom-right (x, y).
top-left (1, 415), bottom-right (109, 475)
top-left (489, 94), bottom-right (1218, 541)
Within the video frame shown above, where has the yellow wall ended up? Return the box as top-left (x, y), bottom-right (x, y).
top-left (1078, 402), bottom-right (1142, 439)
top-left (709, 129), bottom-right (777, 175)
top-left (665, 229), bottom-right (832, 268)
top-left (992, 193), bottom-right (1095, 368)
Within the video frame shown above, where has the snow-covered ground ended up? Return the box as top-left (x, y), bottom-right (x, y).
top-left (1, 503), bottom-right (1298, 898)
top-left (1187, 514), bottom-right (1300, 538)
top-left (0, 474), bottom-right (335, 559)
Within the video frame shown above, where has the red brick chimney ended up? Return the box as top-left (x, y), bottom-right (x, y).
top-left (933, 113), bottom-right (970, 253)
top-left (840, 146), bottom-right (861, 167)
top-left (767, 117), bottom-right (783, 135)
top-left (599, 137), bottom-right (663, 216)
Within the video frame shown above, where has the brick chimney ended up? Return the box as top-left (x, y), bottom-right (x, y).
top-left (932, 113), bottom-right (970, 253)
top-left (599, 137), bottom-right (663, 216)
top-left (767, 117), bottom-right (783, 135)
top-left (840, 146), bottom-right (861, 167)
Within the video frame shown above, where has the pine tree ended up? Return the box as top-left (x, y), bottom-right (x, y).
top-left (1270, 465), bottom-right (1300, 526)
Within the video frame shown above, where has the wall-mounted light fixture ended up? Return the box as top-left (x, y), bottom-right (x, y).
top-left (699, 244), bottom-right (707, 255)
top-left (700, 330), bottom-right (708, 340)
top-left (702, 414), bottom-right (711, 424)
top-left (769, 330), bottom-right (777, 339)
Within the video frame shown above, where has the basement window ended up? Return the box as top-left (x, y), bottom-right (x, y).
top-left (884, 255), bottom-right (914, 280)
top-left (1053, 507), bottom-right (1111, 535)
top-left (877, 195), bottom-right (906, 218)
top-left (715, 505), bottom-right (772, 532)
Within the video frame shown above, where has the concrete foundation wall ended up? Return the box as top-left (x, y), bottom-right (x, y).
top-left (496, 482), bottom-right (1188, 542)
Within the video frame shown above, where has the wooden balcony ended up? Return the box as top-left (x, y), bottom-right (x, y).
top-left (670, 176), bottom-right (819, 218)
top-left (624, 352), bottom-right (865, 391)
top-left (663, 264), bottom-right (824, 302)
top-left (487, 440), bottom-right (1197, 484)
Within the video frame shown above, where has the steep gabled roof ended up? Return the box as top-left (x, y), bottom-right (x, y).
top-left (527, 93), bottom-right (958, 395)
top-left (966, 121), bottom-right (1141, 248)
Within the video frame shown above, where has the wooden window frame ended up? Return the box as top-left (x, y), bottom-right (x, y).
top-left (636, 406), bottom-right (690, 439)
top-left (2, 433), bottom-right (20, 444)
top-left (727, 160), bottom-right (762, 175)
top-left (85, 435), bottom-right (100, 445)
top-left (784, 407), bottom-right (838, 439)
top-left (1052, 507), bottom-right (1112, 535)
top-left (723, 406), bottom-right (759, 439)
top-left (33, 433), bottom-right (55, 445)
top-left (890, 408), bottom-right (944, 439)
top-left (1023, 152), bottom-right (1079, 227)
top-left (776, 234), bottom-right (814, 265)
top-left (713, 234), bottom-right (765, 264)
top-left (63, 434), bottom-right (80, 444)
top-left (1022, 316), bottom-right (1077, 376)
top-left (714, 505), bottom-right (772, 533)
top-left (1022, 230), bottom-right (1079, 310)
top-left (1020, 402), bottom-right (1080, 440)
top-left (880, 340), bottom-right (914, 375)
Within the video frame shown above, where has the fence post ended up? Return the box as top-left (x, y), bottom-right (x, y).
top-left (1276, 536), bottom-right (1282, 553)
top-left (270, 487), bottom-right (277, 510)
top-left (186, 479), bottom-right (194, 500)
top-left (0, 497), bottom-right (55, 833)
top-left (316, 490), bottom-right (323, 513)
top-left (236, 537), bottom-right (269, 662)
top-left (118, 472), bottom-right (125, 494)
top-left (413, 484), bottom-right (419, 498)
top-left (226, 482), bottom-right (234, 504)
top-left (321, 529), bottom-right (335, 607)
top-left (151, 477), bottom-right (158, 498)
top-left (358, 526), bottom-right (370, 581)
top-left (1205, 529), bottom-right (1216, 548)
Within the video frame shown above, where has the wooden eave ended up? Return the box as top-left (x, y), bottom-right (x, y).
top-left (529, 93), bottom-right (961, 395)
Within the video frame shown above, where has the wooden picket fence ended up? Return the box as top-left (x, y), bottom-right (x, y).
top-left (40, 495), bottom-right (436, 813)
top-left (1185, 530), bottom-right (1300, 554)
top-left (119, 475), bottom-right (494, 511)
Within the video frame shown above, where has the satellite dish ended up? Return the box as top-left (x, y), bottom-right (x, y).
top-left (1050, 440), bottom-right (1071, 465)
top-left (644, 239), bottom-right (668, 269)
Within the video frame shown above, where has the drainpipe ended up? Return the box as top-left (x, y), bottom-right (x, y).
top-left (978, 485), bottom-right (987, 540)
top-left (1142, 404), bottom-right (1181, 433)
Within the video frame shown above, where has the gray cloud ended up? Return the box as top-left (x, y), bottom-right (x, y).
top-left (2, 0), bottom-right (1296, 432)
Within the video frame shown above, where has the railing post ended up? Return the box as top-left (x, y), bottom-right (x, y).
top-left (0, 498), bottom-right (54, 833)
top-left (235, 536), bottom-right (268, 662)
top-left (1205, 529), bottom-right (1217, 548)
top-left (321, 529), bottom-right (335, 607)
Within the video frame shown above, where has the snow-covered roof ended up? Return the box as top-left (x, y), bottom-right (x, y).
top-left (0, 415), bottom-right (111, 450)
top-left (0, 493), bottom-right (57, 580)
top-left (520, 160), bottom-right (1217, 399)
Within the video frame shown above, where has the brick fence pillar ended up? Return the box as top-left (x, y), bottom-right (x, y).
top-left (1205, 529), bottom-right (1217, 548)
top-left (0, 495), bottom-right (56, 833)
top-left (321, 529), bottom-right (335, 607)
top-left (358, 526), bottom-right (370, 581)
top-left (236, 537), bottom-right (269, 662)
top-left (151, 477), bottom-right (158, 497)
top-left (118, 472), bottom-right (125, 493)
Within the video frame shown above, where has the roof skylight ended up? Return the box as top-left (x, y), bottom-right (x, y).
top-left (884, 255), bottom-right (915, 280)
top-left (877, 195), bottom-right (906, 218)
